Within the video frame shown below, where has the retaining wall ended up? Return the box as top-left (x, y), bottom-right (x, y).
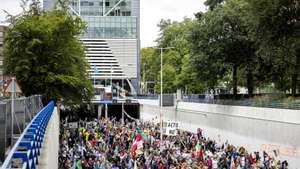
top-left (139, 99), bottom-right (300, 168)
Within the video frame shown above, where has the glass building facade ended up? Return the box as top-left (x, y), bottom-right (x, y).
top-left (69, 0), bottom-right (138, 39)
top-left (82, 16), bottom-right (137, 39)
top-left (70, 0), bottom-right (132, 16)
top-left (44, 0), bottom-right (140, 93)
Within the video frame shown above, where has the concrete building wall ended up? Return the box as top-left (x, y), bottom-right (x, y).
top-left (131, 0), bottom-right (140, 92)
top-left (106, 39), bottom-right (138, 79)
top-left (131, 0), bottom-right (140, 17)
top-left (138, 99), bottom-right (300, 168)
top-left (43, 0), bottom-right (56, 10)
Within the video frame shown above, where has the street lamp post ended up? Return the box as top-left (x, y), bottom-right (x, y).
top-left (11, 78), bottom-right (15, 146)
top-left (160, 48), bottom-right (163, 141)
top-left (157, 47), bottom-right (174, 141)
top-left (122, 77), bottom-right (125, 125)
top-left (143, 63), bottom-right (146, 94)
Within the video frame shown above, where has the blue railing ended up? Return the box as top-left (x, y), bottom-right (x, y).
top-left (1, 101), bottom-right (55, 169)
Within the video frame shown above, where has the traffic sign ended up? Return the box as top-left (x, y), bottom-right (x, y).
top-left (6, 78), bottom-right (22, 93)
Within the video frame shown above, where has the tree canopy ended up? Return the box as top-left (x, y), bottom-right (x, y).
top-left (247, 0), bottom-right (300, 96)
top-left (141, 0), bottom-right (300, 97)
top-left (3, 2), bottom-right (94, 104)
top-left (141, 19), bottom-right (206, 94)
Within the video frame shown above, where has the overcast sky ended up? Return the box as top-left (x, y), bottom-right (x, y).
top-left (0, 0), bottom-right (206, 47)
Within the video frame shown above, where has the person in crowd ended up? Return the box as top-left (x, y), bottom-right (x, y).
top-left (58, 118), bottom-right (288, 169)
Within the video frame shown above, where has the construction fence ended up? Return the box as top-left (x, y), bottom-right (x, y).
top-left (0, 95), bottom-right (43, 163)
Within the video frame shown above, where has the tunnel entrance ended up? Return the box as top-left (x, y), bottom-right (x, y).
top-left (95, 103), bottom-right (140, 121)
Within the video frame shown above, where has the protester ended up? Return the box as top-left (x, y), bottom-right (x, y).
top-left (58, 118), bottom-right (288, 169)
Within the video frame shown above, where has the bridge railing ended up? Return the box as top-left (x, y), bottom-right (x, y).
top-left (1, 101), bottom-right (55, 169)
top-left (134, 94), bottom-right (159, 100)
top-left (0, 95), bottom-right (43, 162)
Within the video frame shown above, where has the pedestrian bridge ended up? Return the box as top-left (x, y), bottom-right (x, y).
top-left (0, 101), bottom-right (59, 169)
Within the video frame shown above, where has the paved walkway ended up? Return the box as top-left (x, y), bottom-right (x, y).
top-left (38, 107), bottom-right (59, 169)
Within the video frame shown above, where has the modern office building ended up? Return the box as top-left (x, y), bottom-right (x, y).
top-left (43, 0), bottom-right (140, 94)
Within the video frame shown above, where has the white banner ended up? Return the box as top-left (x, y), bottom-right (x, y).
top-left (165, 121), bottom-right (179, 136)
top-left (68, 122), bottom-right (78, 129)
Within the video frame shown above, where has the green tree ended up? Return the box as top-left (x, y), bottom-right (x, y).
top-left (247, 0), bottom-right (300, 96)
top-left (157, 18), bottom-right (193, 58)
top-left (140, 48), bottom-right (158, 93)
top-left (205, 0), bottom-right (226, 10)
top-left (3, 2), bottom-right (94, 105)
top-left (155, 18), bottom-right (201, 93)
top-left (154, 64), bottom-right (177, 93)
top-left (175, 54), bottom-right (205, 93)
top-left (191, 0), bottom-right (256, 96)
top-left (141, 19), bottom-right (199, 94)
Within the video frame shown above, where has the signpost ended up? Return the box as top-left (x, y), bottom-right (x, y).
top-left (6, 77), bottom-right (22, 146)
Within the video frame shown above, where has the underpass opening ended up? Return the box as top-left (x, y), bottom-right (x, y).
top-left (99, 103), bottom-right (140, 121)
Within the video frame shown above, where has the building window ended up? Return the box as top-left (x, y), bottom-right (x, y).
top-left (120, 1), bottom-right (126, 6)
top-left (105, 2), bottom-right (110, 7)
top-left (81, 1), bottom-right (89, 6)
top-left (122, 11), bottom-right (131, 16)
top-left (109, 11), bottom-right (114, 16)
top-left (71, 2), bottom-right (77, 6)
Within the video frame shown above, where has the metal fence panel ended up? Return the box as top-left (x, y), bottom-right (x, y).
top-left (0, 95), bottom-right (42, 163)
top-left (182, 94), bottom-right (300, 110)
top-left (0, 103), bottom-right (6, 161)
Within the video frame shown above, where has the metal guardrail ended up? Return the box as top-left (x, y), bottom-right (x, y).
top-left (1, 101), bottom-right (55, 169)
top-left (136, 94), bottom-right (300, 110)
top-left (0, 95), bottom-right (43, 162)
top-left (135, 95), bottom-right (159, 100)
top-left (182, 97), bottom-right (300, 110)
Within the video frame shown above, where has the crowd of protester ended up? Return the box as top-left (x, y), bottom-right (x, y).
top-left (59, 117), bottom-right (289, 169)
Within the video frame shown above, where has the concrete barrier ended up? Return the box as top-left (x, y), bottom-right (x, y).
top-left (38, 107), bottom-right (59, 169)
top-left (139, 99), bottom-right (300, 168)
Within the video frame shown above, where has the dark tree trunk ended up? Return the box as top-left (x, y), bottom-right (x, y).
top-left (233, 64), bottom-right (238, 98)
top-left (292, 49), bottom-right (300, 97)
top-left (247, 71), bottom-right (254, 97)
top-left (291, 74), bottom-right (297, 97)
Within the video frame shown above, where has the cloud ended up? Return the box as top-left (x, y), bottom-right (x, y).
top-left (0, 0), bottom-right (207, 47)
top-left (140, 0), bottom-right (206, 47)
top-left (0, 0), bottom-right (23, 24)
